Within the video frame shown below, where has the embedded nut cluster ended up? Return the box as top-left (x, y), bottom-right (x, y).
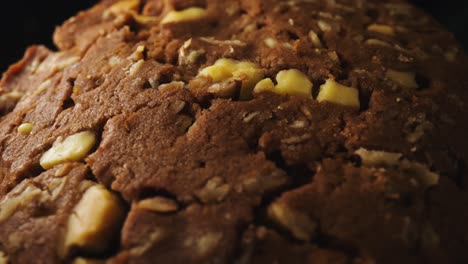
top-left (355, 148), bottom-right (440, 187)
top-left (40, 131), bottom-right (97, 170)
top-left (199, 58), bottom-right (264, 100)
top-left (316, 79), bottom-right (360, 108)
top-left (64, 185), bottom-right (125, 255)
top-left (253, 69), bottom-right (313, 98)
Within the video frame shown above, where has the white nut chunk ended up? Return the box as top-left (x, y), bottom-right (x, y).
top-left (316, 79), bottom-right (360, 108)
top-left (106, 0), bottom-right (139, 15)
top-left (253, 69), bottom-right (313, 98)
top-left (268, 201), bottom-right (316, 241)
top-left (40, 131), bottom-right (97, 170)
top-left (355, 148), bottom-right (402, 167)
top-left (162, 7), bottom-right (208, 24)
top-left (199, 58), bottom-right (264, 100)
top-left (367, 24), bottom-right (395, 36)
top-left (18, 123), bottom-right (34, 135)
top-left (64, 185), bottom-right (125, 255)
top-left (365, 39), bottom-right (391, 47)
top-left (386, 69), bottom-right (419, 89)
top-left (137, 197), bottom-right (179, 213)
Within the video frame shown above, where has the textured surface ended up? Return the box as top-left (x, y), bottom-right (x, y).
top-left (1, 0), bottom-right (468, 263)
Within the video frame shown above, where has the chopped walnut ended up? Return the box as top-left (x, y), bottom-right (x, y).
top-left (316, 79), bottom-right (360, 108)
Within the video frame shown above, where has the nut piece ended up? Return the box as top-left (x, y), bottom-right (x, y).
top-left (253, 69), bottom-right (313, 98)
top-left (199, 58), bottom-right (264, 100)
top-left (137, 197), bottom-right (179, 213)
top-left (317, 20), bottom-right (332, 32)
top-left (0, 251), bottom-right (7, 264)
top-left (316, 79), bottom-right (360, 108)
top-left (162, 7), bottom-right (208, 24)
top-left (0, 184), bottom-right (43, 222)
top-left (104, 0), bottom-right (139, 17)
top-left (365, 39), bottom-right (391, 47)
top-left (367, 24), bottom-right (395, 36)
top-left (64, 185), bottom-right (125, 255)
top-left (72, 258), bottom-right (104, 264)
top-left (386, 69), bottom-right (419, 89)
top-left (308, 30), bottom-right (323, 48)
top-left (18, 123), bottom-right (34, 135)
top-left (268, 201), bottom-right (316, 241)
top-left (196, 232), bottom-right (223, 256)
top-left (40, 131), bottom-right (97, 170)
top-left (400, 160), bottom-right (439, 187)
top-left (196, 177), bottom-right (231, 204)
top-left (355, 148), bottom-right (402, 167)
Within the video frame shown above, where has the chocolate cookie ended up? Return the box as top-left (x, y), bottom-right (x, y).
top-left (1, 0), bottom-right (468, 263)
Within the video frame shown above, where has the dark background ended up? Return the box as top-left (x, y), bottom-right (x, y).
top-left (0, 1), bottom-right (467, 72)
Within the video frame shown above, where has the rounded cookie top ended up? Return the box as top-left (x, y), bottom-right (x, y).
top-left (1, 0), bottom-right (468, 263)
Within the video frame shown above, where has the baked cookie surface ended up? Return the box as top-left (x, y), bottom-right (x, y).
top-left (1, 0), bottom-right (468, 263)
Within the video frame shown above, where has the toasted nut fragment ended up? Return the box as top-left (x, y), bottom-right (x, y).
top-left (367, 24), bottom-right (395, 36)
top-left (254, 69), bottom-right (313, 98)
top-left (400, 160), bottom-right (439, 187)
top-left (196, 177), bottom-right (231, 204)
top-left (355, 148), bottom-right (402, 167)
top-left (264, 38), bottom-right (278, 48)
top-left (308, 30), bottom-right (322, 48)
top-left (40, 131), bottom-right (96, 170)
top-left (317, 20), bottom-right (332, 32)
top-left (0, 184), bottom-right (43, 222)
top-left (162, 7), bottom-right (208, 24)
top-left (199, 58), bottom-right (264, 100)
top-left (137, 197), bottom-right (179, 213)
top-left (72, 258), bottom-right (105, 264)
top-left (268, 201), bottom-right (316, 241)
top-left (104, 0), bottom-right (139, 17)
top-left (0, 251), bottom-right (7, 264)
top-left (18, 123), bottom-right (34, 135)
top-left (196, 232), bottom-right (223, 256)
top-left (133, 14), bottom-right (157, 24)
top-left (64, 185), bottom-right (125, 255)
top-left (365, 39), bottom-right (391, 47)
top-left (317, 79), bottom-right (360, 108)
top-left (386, 69), bottom-right (419, 89)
